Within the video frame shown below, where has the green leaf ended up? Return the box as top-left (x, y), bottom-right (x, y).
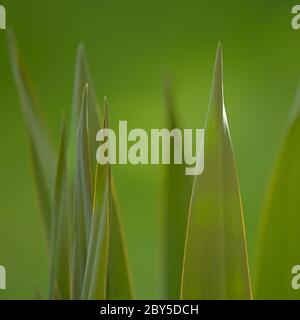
top-left (82, 100), bottom-right (133, 300)
top-left (69, 45), bottom-right (101, 299)
top-left (83, 166), bottom-right (110, 300)
top-left (49, 119), bottom-right (71, 299)
top-left (161, 76), bottom-right (192, 299)
top-left (181, 44), bottom-right (252, 300)
top-left (107, 181), bottom-right (133, 300)
top-left (71, 85), bottom-right (94, 299)
top-left (8, 31), bottom-right (56, 241)
top-left (81, 103), bottom-right (110, 300)
top-left (254, 86), bottom-right (300, 299)
top-left (68, 44), bottom-right (100, 181)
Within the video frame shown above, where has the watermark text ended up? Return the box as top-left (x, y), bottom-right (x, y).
top-left (0, 265), bottom-right (6, 290)
top-left (0, 5), bottom-right (5, 30)
top-left (96, 121), bottom-right (204, 176)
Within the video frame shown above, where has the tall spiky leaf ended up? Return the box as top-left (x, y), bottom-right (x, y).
top-left (49, 120), bottom-right (71, 299)
top-left (181, 45), bottom-right (251, 300)
top-left (82, 100), bottom-right (133, 299)
top-left (71, 85), bottom-right (93, 299)
top-left (81, 102), bottom-right (110, 299)
top-left (69, 45), bottom-right (100, 180)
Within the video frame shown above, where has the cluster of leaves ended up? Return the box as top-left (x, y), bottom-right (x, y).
top-left (8, 32), bottom-right (132, 300)
top-left (8, 31), bottom-right (300, 299)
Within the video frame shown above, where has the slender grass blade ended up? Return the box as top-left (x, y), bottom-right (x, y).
top-left (49, 120), bottom-right (71, 299)
top-left (8, 31), bottom-right (55, 240)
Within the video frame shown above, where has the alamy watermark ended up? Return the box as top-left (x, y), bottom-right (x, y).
top-left (292, 5), bottom-right (300, 30)
top-left (96, 121), bottom-right (205, 176)
top-left (0, 5), bottom-right (5, 30)
top-left (291, 265), bottom-right (300, 290)
top-left (0, 265), bottom-right (6, 290)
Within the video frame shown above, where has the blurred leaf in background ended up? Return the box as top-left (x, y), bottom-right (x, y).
top-left (161, 75), bottom-right (192, 299)
top-left (255, 86), bottom-right (300, 300)
top-left (9, 33), bottom-right (132, 300)
top-left (50, 120), bottom-right (71, 299)
top-left (8, 31), bottom-right (56, 241)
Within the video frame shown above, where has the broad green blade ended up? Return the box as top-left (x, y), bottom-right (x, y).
top-left (71, 86), bottom-right (93, 299)
top-left (8, 31), bottom-right (55, 239)
top-left (181, 45), bottom-right (251, 300)
top-left (49, 120), bottom-right (71, 299)
top-left (68, 45), bottom-right (100, 181)
top-left (161, 77), bottom-right (192, 299)
top-left (254, 87), bottom-right (300, 299)
top-left (107, 181), bottom-right (133, 300)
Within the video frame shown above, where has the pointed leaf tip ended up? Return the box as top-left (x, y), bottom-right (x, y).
top-left (207, 43), bottom-right (224, 122)
top-left (103, 97), bottom-right (109, 128)
top-left (181, 46), bottom-right (251, 300)
top-left (214, 42), bottom-right (223, 91)
top-left (77, 43), bottom-right (87, 64)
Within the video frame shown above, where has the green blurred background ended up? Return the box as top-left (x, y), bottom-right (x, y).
top-left (0, 0), bottom-right (299, 299)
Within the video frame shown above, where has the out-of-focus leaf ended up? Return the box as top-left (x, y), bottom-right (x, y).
top-left (69, 47), bottom-right (101, 299)
top-left (82, 100), bottom-right (133, 300)
top-left (254, 86), bottom-right (300, 299)
top-left (161, 76), bottom-right (192, 299)
top-left (8, 31), bottom-right (55, 240)
top-left (49, 120), bottom-right (71, 299)
top-left (81, 103), bottom-right (110, 300)
top-left (71, 85), bottom-right (93, 299)
top-left (68, 44), bottom-right (100, 181)
top-left (181, 45), bottom-right (252, 300)
top-left (69, 45), bottom-right (100, 299)
top-left (81, 163), bottom-right (109, 300)
top-left (107, 181), bottom-right (133, 299)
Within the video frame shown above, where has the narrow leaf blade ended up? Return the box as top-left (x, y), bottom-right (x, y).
top-left (49, 120), bottom-right (71, 299)
top-left (82, 100), bottom-right (133, 300)
top-left (8, 31), bottom-right (55, 239)
top-left (82, 103), bottom-right (110, 300)
top-left (68, 45), bottom-right (100, 180)
top-left (71, 86), bottom-right (93, 299)
top-left (107, 182), bottom-right (133, 299)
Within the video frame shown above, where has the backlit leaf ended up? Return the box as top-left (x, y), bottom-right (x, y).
top-left (181, 45), bottom-right (252, 300)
